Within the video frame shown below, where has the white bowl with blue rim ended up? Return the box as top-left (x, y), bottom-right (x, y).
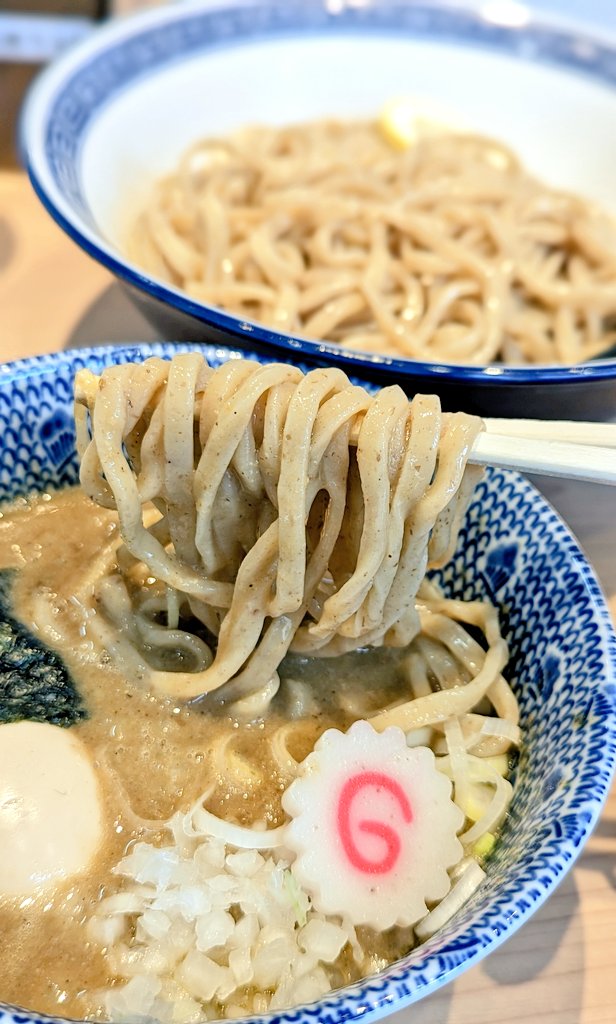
top-left (20, 0), bottom-right (616, 420)
top-left (0, 341), bottom-right (614, 1024)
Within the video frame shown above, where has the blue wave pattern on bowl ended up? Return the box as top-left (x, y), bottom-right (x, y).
top-left (44, 2), bottom-right (616, 227)
top-left (0, 343), bottom-right (615, 1024)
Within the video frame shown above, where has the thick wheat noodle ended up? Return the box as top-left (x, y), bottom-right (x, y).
top-left (128, 120), bottom-right (616, 365)
top-left (369, 640), bottom-right (509, 732)
top-left (75, 354), bottom-right (483, 701)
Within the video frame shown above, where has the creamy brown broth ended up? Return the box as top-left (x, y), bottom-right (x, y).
top-left (0, 489), bottom-right (414, 1018)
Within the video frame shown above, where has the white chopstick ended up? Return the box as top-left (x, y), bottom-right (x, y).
top-left (484, 418), bottom-right (616, 449)
top-left (472, 420), bottom-right (616, 485)
top-left (348, 416), bottom-right (616, 484)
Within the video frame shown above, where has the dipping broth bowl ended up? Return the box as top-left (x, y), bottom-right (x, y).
top-left (0, 341), bottom-right (614, 1024)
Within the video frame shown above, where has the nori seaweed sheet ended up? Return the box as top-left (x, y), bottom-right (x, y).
top-left (0, 570), bottom-right (87, 727)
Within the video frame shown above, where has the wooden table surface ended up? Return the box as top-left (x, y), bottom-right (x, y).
top-left (1, 170), bottom-right (615, 1024)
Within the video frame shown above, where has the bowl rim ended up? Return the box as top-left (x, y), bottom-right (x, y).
top-left (19, 0), bottom-right (616, 386)
top-left (0, 340), bottom-right (615, 1024)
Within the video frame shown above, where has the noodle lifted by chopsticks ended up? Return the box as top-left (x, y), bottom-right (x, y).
top-left (75, 355), bottom-right (482, 702)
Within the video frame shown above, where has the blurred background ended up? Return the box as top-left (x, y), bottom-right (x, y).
top-left (1, 0), bottom-right (615, 167)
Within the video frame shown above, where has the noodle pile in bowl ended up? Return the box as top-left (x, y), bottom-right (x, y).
top-left (128, 118), bottom-right (616, 365)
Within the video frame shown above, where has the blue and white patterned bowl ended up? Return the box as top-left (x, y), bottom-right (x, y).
top-left (20, 0), bottom-right (616, 419)
top-left (0, 342), bottom-right (615, 1024)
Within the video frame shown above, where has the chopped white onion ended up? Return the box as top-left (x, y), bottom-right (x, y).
top-left (415, 860), bottom-right (486, 941)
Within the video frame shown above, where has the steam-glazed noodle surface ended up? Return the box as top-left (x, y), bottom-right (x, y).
top-left (128, 119), bottom-right (616, 365)
top-left (0, 357), bottom-right (521, 1021)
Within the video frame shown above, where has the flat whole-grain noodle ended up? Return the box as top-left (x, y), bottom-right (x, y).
top-left (75, 355), bottom-right (483, 702)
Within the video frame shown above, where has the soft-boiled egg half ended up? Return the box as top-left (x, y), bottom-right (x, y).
top-left (0, 721), bottom-right (103, 896)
